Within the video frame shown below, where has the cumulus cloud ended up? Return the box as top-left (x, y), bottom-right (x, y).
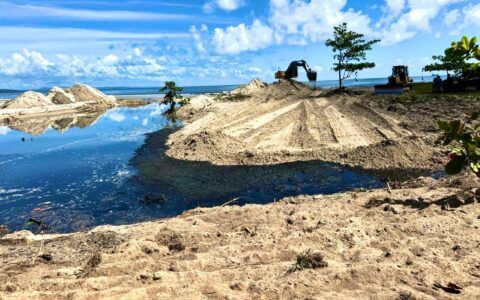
top-left (379, 0), bottom-right (464, 44)
top-left (213, 20), bottom-right (274, 54)
top-left (0, 49), bottom-right (53, 76)
top-left (209, 0), bottom-right (474, 54)
top-left (0, 48), bottom-right (170, 81)
top-left (269, 0), bottom-right (372, 44)
top-left (463, 3), bottom-right (480, 27)
top-left (210, 0), bottom-right (372, 53)
top-left (385, 0), bottom-right (406, 16)
top-left (190, 25), bottom-right (209, 53)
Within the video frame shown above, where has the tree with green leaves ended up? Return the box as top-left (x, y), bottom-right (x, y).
top-left (160, 81), bottom-right (190, 114)
top-left (424, 36), bottom-right (480, 75)
top-left (325, 23), bottom-right (380, 89)
top-left (437, 112), bottom-right (480, 178)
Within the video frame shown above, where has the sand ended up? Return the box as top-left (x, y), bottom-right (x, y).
top-left (0, 174), bottom-right (479, 299)
top-left (167, 80), bottom-right (450, 171)
top-left (0, 84), bottom-right (149, 132)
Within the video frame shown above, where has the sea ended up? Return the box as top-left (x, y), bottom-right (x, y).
top-left (0, 76), bottom-right (437, 100)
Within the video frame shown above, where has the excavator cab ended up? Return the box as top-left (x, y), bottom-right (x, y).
top-left (275, 60), bottom-right (317, 82)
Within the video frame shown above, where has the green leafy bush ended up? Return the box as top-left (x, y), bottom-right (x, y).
top-left (437, 112), bottom-right (480, 177)
top-left (160, 81), bottom-right (190, 114)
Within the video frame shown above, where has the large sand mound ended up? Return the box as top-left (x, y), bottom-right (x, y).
top-left (167, 80), bottom-right (439, 170)
top-left (2, 84), bottom-right (115, 110)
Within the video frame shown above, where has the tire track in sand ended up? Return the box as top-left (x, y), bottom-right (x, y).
top-left (323, 105), bottom-right (370, 148)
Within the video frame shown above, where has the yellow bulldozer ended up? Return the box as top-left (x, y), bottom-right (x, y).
top-left (374, 65), bottom-right (413, 93)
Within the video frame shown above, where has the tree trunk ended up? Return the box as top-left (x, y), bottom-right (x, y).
top-left (338, 68), bottom-right (342, 89)
top-left (338, 52), bottom-right (343, 89)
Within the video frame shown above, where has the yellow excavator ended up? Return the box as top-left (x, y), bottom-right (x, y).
top-left (275, 60), bottom-right (317, 82)
top-left (374, 65), bottom-right (413, 93)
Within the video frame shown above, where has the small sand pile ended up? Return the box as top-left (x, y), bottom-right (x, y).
top-left (170, 130), bottom-right (245, 162)
top-left (65, 84), bottom-right (115, 103)
top-left (2, 91), bottom-right (53, 109)
top-left (2, 84), bottom-right (115, 110)
top-left (230, 78), bottom-right (267, 96)
top-left (47, 86), bottom-right (75, 105)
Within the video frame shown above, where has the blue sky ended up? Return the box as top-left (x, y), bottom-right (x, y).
top-left (0, 0), bottom-right (479, 88)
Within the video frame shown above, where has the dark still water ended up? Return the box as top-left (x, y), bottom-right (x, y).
top-left (0, 104), bottom-right (385, 233)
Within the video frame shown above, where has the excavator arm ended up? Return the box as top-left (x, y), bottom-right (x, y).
top-left (276, 60), bottom-right (317, 82)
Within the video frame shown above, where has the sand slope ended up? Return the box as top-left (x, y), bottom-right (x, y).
top-left (0, 175), bottom-right (479, 299)
top-left (167, 80), bottom-right (440, 170)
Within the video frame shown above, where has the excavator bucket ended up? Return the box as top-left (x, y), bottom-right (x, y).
top-left (307, 70), bottom-right (317, 82)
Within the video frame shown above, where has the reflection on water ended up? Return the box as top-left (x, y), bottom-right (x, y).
top-left (0, 104), bottom-right (387, 233)
top-left (0, 104), bottom-right (173, 232)
top-left (2, 111), bottom-right (106, 135)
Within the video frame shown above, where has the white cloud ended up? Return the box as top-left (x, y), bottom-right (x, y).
top-left (0, 2), bottom-right (190, 21)
top-left (444, 9), bottom-right (461, 25)
top-left (269, 0), bottom-right (373, 44)
top-left (379, 0), bottom-right (464, 45)
top-left (190, 25), bottom-right (208, 53)
top-left (463, 3), bottom-right (480, 27)
top-left (0, 48), bottom-right (171, 81)
top-left (203, 0), bottom-right (244, 12)
top-left (0, 49), bottom-right (53, 76)
top-left (213, 20), bottom-right (274, 54)
top-left (0, 26), bottom-right (189, 43)
top-left (386, 0), bottom-right (406, 16)
top-left (142, 118), bottom-right (149, 126)
top-left (208, 0), bottom-right (474, 54)
top-left (217, 0), bottom-right (244, 11)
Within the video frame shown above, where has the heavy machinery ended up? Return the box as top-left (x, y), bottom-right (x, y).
top-left (374, 65), bottom-right (413, 94)
top-left (275, 60), bottom-right (317, 82)
top-left (442, 69), bottom-right (480, 92)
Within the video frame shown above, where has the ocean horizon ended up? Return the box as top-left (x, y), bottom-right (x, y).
top-left (0, 75), bottom-right (438, 100)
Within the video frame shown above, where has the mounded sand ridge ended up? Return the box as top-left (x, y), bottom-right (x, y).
top-left (167, 80), bottom-right (438, 170)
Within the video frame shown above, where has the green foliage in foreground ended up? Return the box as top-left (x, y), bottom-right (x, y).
top-left (160, 81), bottom-right (190, 114)
top-left (437, 113), bottom-right (480, 177)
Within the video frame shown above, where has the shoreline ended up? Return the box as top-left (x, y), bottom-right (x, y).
top-left (1, 174), bottom-right (479, 299)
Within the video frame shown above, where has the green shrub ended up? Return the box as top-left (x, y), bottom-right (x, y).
top-left (437, 112), bottom-right (480, 177)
